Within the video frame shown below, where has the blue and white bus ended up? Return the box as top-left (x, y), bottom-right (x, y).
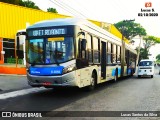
top-left (26, 18), bottom-right (137, 90)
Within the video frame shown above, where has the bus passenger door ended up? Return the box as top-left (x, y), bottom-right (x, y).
top-left (101, 41), bottom-right (106, 79)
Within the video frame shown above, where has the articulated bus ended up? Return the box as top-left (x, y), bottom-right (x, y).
top-left (26, 18), bottom-right (137, 90)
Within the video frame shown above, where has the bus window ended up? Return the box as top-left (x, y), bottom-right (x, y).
top-left (27, 39), bottom-right (44, 63)
top-left (117, 46), bottom-right (121, 63)
top-left (87, 34), bottom-right (92, 63)
top-left (107, 42), bottom-right (112, 64)
top-left (125, 49), bottom-right (129, 66)
top-left (112, 44), bottom-right (117, 63)
top-left (93, 37), bottom-right (100, 63)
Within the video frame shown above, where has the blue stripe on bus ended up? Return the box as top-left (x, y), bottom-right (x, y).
top-left (29, 66), bottom-right (64, 76)
top-left (112, 68), bottom-right (121, 76)
top-left (127, 68), bottom-right (132, 74)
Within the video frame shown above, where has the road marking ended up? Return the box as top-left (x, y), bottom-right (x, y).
top-left (0, 87), bottom-right (46, 100)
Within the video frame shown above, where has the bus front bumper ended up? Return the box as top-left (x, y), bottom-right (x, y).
top-left (27, 71), bottom-right (77, 87)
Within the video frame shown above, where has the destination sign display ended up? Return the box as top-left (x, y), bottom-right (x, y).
top-left (28, 28), bottom-right (67, 37)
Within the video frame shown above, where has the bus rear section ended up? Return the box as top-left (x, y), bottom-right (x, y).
top-left (137, 59), bottom-right (154, 78)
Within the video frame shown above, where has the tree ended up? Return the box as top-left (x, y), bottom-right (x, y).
top-left (114, 21), bottom-right (147, 40)
top-left (19, 0), bottom-right (40, 10)
top-left (142, 36), bottom-right (160, 58)
top-left (135, 47), bottom-right (147, 61)
top-left (0, 0), bottom-right (20, 5)
top-left (139, 47), bottom-right (149, 60)
top-left (135, 36), bottom-right (160, 60)
top-left (143, 36), bottom-right (160, 49)
top-left (0, 0), bottom-right (40, 10)
top-left (156, 54), bottom-right (160, 61)
top-left (47, 7), bottom-right (58, 13)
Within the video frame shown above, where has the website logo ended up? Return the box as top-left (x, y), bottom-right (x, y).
top-left (145, 2), bottom-right (152, 8)
top-left (2, 112), bottom-right (11, 117)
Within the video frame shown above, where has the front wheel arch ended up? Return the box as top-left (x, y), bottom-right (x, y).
top-left (86, 70), bottom-right (97, 91)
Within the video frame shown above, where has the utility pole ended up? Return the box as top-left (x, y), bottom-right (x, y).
top-left (136, 35), bottom-right (142, 67)
top-left (121, 19), bottom-right (135, 77)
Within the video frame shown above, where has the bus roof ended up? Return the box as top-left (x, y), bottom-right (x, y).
top-left (28, 18), bottom-right (120, 41)
top-left (27, 17), bottom-right (136, 54)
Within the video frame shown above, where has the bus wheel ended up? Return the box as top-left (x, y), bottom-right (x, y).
top-left (130, 70), bottom-right (133, 76)
top-left (151, 75), bottom-right (153, 78)
top-left (86, 72), bottom-right (96, 91)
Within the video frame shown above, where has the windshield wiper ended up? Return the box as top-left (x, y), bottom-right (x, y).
top-left (31, 61), bottom-right (36, 66)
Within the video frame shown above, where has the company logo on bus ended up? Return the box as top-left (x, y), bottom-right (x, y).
top-left (31, 71), bottom-right (40, 74)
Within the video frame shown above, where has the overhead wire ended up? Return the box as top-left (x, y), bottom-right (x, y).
top-left (48, 0), bottom-right (124, 45)
top-left (49, 0), bottom-right (88, 19)
top-left (64, 0), bottom-right (96, 20)
top-left (48, 0), bottom-right (81, 18)
top-left (54, 0), bottom-right (88, 19)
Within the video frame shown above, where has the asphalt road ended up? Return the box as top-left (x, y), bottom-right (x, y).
top-left (0, 67), bottom-right (160, 120)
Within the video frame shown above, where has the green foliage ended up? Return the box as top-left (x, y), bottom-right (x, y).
top-left (143, 36), bottom-right (160, 50)
top-left (156, 54), bottom-right (160, 61)
top-left (0, 0), bottom-right (40, 10)
top-left (114, 21), bottom-right (146, 40)
top-left (140, 48), bottom-right (149, 60)
top-left (19, 0), bottom-right (40, 10)
top-left (143, 36), bottom-right (158, 49)
top-left (142, 36), bottom-right (160, 59)
top-left (0, 0), bottom-right (20, 5)
top-left (135, 36), bottom-right (160, 60)
top-left (47, 7), bottom-right (58, 13)
top-left (7, 58), bottom-right (23, 64)
top-left (135, 47), bottom-right (149, 60)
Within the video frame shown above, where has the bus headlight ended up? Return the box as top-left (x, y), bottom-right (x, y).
top-left (63, 64), bottom-right (76, 74)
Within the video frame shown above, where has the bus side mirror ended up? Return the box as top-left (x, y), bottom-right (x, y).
top-left (81, 39), bottom-right (87, 51)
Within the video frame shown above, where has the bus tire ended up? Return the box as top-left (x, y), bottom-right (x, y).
top-left (138, 75), bottom-right (141, 78)
top-left (131, 69), bottom-right (133, 76)
top-left (86, 72), bottom-right (96, 91)
top-left (151, 75), bottom-right (153, 78)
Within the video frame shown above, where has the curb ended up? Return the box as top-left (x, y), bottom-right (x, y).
top-left (0, 74), bottom-right (26, 77)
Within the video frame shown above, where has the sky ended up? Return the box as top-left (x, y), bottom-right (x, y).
top-left (31, 0), bottom-right (160, 59)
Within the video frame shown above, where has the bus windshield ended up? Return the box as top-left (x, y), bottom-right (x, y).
top-left (26, 37), bottom-right (74, 64)
top-left (139, 61), bottom-right (153, 66)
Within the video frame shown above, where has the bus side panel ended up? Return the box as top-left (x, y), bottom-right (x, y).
top-left (123, 66), bottom-right (128, 76)
top-left (75, 67), bottom-right (91, 88)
